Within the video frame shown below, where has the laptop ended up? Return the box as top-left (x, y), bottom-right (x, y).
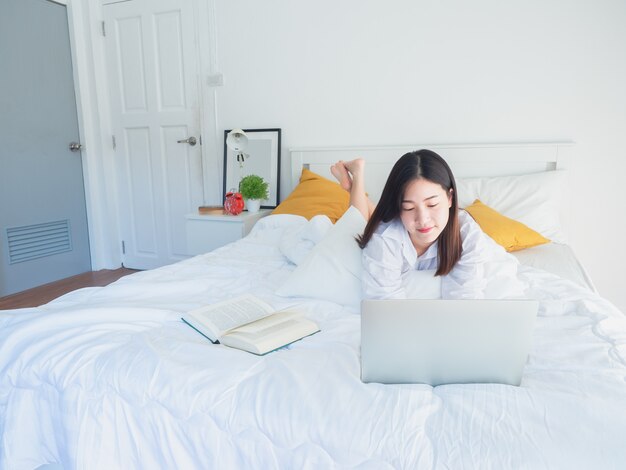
top-left (360, 299), bottom-right (538, 386)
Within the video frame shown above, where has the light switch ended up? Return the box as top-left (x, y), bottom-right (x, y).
top-left (207, 73), bottom-right (224, 87)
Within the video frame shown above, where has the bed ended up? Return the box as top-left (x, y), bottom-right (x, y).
top-left (1, 142), bottom-right (624, 469)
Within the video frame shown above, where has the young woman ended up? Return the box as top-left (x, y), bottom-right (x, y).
top-left (330, 149), bottom-right (520, 299)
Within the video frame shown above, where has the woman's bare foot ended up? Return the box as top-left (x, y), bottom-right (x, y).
top-left (330, 161), bottom-right (352, 191)
top-left (330, 158), bottom-right (365, 192)
top-left (330, 158), bottom-right (372, 220)
top-left (343, 158), bottom-right (365, 179)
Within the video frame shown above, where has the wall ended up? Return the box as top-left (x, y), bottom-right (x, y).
top-left (209, 0), bottom-right (626, 312)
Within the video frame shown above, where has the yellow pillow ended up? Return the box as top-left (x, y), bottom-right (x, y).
top-left (465, 199), bottom-right (550, 252)
top-left (272, 168), bottom-right (350, 223)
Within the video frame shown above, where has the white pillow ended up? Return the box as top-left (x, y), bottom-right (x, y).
top-left (276, 206), bottom-right (367, 307)
top-left (276, 207), bottom-right (444, 307)
top-left (456, 170), bottom-right (566, 243)
top-left (278, 215), bottom-right (332, 265)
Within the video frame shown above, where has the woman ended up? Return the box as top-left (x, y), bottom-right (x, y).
top-left (331, 149), bottom-right (520, 299)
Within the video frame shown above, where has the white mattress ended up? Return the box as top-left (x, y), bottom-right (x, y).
top-left (1, 215), bottom-right (625, 469)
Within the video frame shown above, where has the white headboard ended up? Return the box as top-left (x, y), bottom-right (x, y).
top-left (289, 142), bottom-right (573, 204)
top-left (288, 142), bottom-right (574, 241)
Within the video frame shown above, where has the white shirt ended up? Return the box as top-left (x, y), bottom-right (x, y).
top-left (362, 210), bottom-right (519, 299)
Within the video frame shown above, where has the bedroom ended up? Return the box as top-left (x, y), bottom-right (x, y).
top-left (1, 0), bottom-right (626, 468)
top-left (2, 0), bottom-right (625, 312)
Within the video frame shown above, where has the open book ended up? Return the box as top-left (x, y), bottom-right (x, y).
top-left (182, 294), bottom-right (320, 355)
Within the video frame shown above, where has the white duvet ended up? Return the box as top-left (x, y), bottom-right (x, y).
top-left (1, 216), bottom-right (626, 469)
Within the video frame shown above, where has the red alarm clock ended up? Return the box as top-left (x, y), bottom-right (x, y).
top-left (224, 191), bottom-right (244, 215)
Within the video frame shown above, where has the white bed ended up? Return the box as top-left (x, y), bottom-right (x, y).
top-left (290, 142), bottom-right (594, 292)
top-left (1, 143), bottom-right (625, 469)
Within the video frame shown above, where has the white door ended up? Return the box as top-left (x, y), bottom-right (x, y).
top-left (0, 0), bottom-right (91, 296)
top-left (104, 0), bottom-right (204, 269)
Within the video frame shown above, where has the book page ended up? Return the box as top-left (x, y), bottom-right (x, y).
top-left (221, 311), bottom-right (320, 355)
top-left (186, 295), bottom-right (274, 339)
top-left (229, 311), bottom-right (299, 335)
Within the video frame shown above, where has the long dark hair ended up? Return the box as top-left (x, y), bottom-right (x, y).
top-left (357, 149), bottom-right (462, 276)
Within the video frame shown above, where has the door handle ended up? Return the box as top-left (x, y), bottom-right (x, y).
top-left (177, 136), bottom-right (197, 146)
top-left (69, 141), bottom-right (82, 152)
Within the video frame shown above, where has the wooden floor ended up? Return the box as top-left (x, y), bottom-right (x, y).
top-left (0, 268), bottom-right (139, 310)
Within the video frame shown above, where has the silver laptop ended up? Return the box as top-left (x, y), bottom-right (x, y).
top-left (361, 299), bottom-right (538, 386)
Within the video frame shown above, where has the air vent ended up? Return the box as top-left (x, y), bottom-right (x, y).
top-left (6, 220), bottom-right (72, 264)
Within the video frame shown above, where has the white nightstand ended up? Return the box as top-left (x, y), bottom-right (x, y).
top-left (186, 209), bottom-right (272, 255)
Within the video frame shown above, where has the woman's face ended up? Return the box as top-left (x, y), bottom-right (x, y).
top-left (399, 178), bottom-right (453, 256)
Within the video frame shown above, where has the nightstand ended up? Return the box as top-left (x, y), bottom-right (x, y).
top-left (186, 209), bottom-right (272, 255)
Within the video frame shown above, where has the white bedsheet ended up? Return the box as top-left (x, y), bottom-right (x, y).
top-left (1, 215), bottom-right (625, 469)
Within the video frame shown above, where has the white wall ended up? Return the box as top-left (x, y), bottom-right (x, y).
top-left (209, 0), bottom-right (626, 311)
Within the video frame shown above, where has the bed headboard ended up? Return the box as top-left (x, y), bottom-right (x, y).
top-left (289, 142), bottom-right (573, 204)
top-left (289, 142), bottom-right (574, 240)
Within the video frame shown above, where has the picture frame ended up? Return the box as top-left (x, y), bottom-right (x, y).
top-left (223, 128), bottom-right (281, 209)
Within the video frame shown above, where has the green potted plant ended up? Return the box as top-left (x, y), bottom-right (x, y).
top-left (239, 174), bottom-right (269, 213)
